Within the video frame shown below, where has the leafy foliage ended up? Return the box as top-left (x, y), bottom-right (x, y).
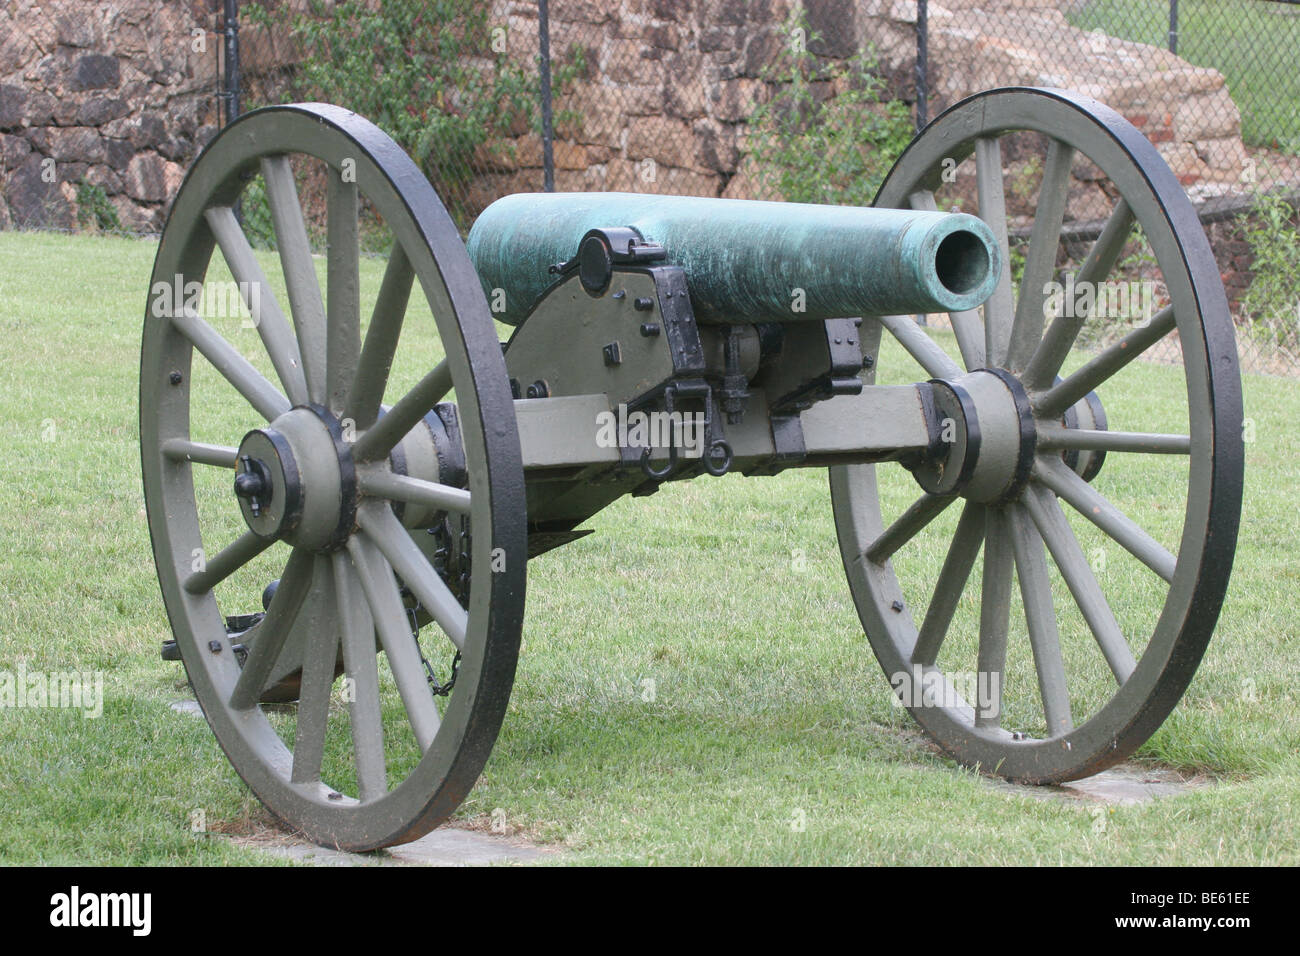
top-left (1238, 189), bottom-right (1300, 351)
top-left (247, 0), bottom-right (557, 229)
top-left (746, 11), bottom-right (913, 206)
top-left (74, 180), bottom-right (121, 233)
top-left (236, 177), bottom-right (276, 251)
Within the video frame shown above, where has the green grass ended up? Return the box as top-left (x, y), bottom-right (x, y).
top-left (1069, 0), bottom-right (1300, 153)
top-left (1, 229), bottom-right (1298, 865)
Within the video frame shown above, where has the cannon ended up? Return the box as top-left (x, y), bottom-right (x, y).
top-left (142, 87), bottom-right (1243, 850)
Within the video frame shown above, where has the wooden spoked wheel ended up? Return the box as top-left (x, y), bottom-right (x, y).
top-left (141, 104), bottom-right (526, 849)
top-left (831, 88), bottom-right (1244, 782)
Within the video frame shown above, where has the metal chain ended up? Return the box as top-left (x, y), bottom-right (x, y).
top-left (405, 601), bottom-right (462, 697)
top-left (409, 511), bottom-right (473, 697)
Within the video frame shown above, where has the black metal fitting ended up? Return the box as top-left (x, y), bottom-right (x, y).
top-left (234, 455), bottom-right (271, 517)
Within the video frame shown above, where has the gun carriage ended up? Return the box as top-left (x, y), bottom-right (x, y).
top-left (141, 88), bottom-right (1242, 850)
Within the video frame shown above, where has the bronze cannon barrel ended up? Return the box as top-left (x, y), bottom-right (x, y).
top-left (466, 192), bottom-right (1001, 325)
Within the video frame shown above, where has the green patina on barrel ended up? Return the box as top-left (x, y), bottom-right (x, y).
top-left (466, 192), bottom-right (1001, 326)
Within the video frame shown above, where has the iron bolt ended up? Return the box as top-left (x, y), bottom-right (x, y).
top-left (633, 297), bottom-right (654, 311)
top-left (234, 471), bottom-right (266, 499)
top-left (235, 455), bottom-right (271, 518)
top-left (208, 640), bottom-right (222, 653)
top-left (525, 380), bottom-right (550, 399)
top-left (169, 371), bottom-right (183, 385)
top-left (640, 323), bottom-right (661, 337)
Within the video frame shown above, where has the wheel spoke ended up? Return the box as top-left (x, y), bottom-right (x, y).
top-left (912, 501), bottom-right (985, 665)
top-left (908, 189), bottom-right (985, 369)
top-left (355, 503), bottom-right (468, 650)
top-left (262, 155), bottom-right (327, 404)
top-left (161, 439), bottom-right (238, 468)
top-left (1035, 305), bottom-right (1176, 418)
top-left (331, 551), bottom-right (387, 802)
top-left (1023, 484), bottom-right (1135, 683)
top-left (949, 310), bottom-right (986, 371)
top-left (229, 548), bottom-right (314, 710)
top-left (170, 307), bottom-right (291, 422)
top-left (1022, 200), bottom-right (1137, 390)
top-left (358, 469), bottom-right (472, 516)
top-left (878, 314), bottom-right (963, 381)
top-left (1034, 456), bottom-right (1176, 582)
top-left (350, 359), bottom-right (452, 463)
top-left (183, 529), bottom-right (276, 594)
top-left (1007, 139), bottom-right (1075, 372)
top-left (204, 205), bottom-right (310, 406)
top-left (866, 492), bottom-right (956, 565)
top-left (326, 167), bottom-right (361, 414)
top-left (975, 507), bottom-right (1013, 728)
top-left (1036, 425), bottom-right (1190, 455)
top-left (975, 136), bottom-right (1014, 367)
top-left (347, 244), bottom-right (414, 431)
top-left (1009, 505), bottom-right (1074, 736)
top-left (346, 535), bottom-right (440, 752)
top-left (291, 556), bottom-right (341, 783)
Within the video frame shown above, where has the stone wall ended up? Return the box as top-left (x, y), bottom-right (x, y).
top-left (473, 0), bottom-right (912, 206)
top-left (470, 0), bottom-right (1251, 219)
top-left (918, 0), bottom-right (1248, 201)
top-left (0, 0), bottom-right (1257, 234)
top-left (0, 0), bottom-right (218, 233)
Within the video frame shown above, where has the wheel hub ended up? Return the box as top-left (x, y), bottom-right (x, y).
top-left (1060, 388), bottom-right (1108, 482)
top-left (913, 367), bottom-right (1111, 501)
top-left (913, 368), bottom-right (1036, 504)
top-left (235, 405), bottom-right (355, 550)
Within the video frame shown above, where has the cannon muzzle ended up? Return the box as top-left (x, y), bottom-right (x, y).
top-left (467, 192), bottom-right (1001, 325)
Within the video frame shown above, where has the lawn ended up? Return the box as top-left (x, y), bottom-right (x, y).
top-left (0, 228), bottom-right (1297, 865)
top-left (1069, 0), bottom-right (1300, 153)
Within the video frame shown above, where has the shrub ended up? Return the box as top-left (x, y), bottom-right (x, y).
top-left (746, 11), bottom-right (913, 206)
top-left (248, 0), bottom-right (580, 230)
top-left (1238, 189), bottom-right (1300, 351)
top-left (75, 180), bottom-right (121, 233)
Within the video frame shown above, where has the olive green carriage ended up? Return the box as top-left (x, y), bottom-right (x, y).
top-left (142, 88), bottom-right (1243, 850)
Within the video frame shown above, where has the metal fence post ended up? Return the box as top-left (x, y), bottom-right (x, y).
top-left (915, 0), bottom-right (929, 131)
top-left (1168, 0), bottom-right (1179, 55)
top-left (538, 0), bottom-right (555, 192)
top-left (222, 0), bottom-right (241, 126)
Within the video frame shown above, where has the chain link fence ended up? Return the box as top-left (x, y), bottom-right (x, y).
top-left (915, 0), bottom-right (1300, 372)
top-left (226, 0), bottom-right (1299, 373)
